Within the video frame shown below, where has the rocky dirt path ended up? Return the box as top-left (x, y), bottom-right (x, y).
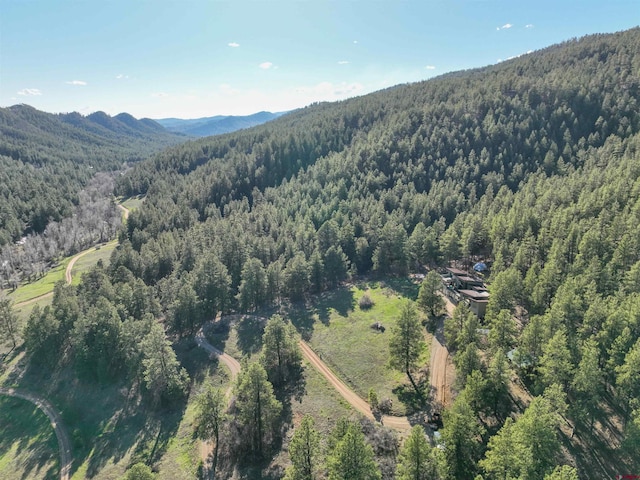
top-left (0, 388), bottom-right (72, 480)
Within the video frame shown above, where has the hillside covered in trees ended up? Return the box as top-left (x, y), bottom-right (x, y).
top-left (0, 105), bottom-right (184, 245)
top-left (13, 27), bottom-right (640, 478)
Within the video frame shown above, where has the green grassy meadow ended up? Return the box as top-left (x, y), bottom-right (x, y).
top-left (287, 279), bottom-right (429, 416)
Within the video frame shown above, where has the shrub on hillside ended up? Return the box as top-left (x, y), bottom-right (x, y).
top-left (359, 293), bottom-right (375, 310)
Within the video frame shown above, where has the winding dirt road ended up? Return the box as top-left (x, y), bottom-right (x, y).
top-left (0, 388), bottom-right (72, 480)
top-left (196, 315), bottom-right (412, 435)
top-left (298, 340), bottom-right (412, 432)
top-left (13, 203), bottom-right (131, 309)
top-left (195, 327), bottom-right (242, 383)
top-left (13, 244), bottom-right (95, 310)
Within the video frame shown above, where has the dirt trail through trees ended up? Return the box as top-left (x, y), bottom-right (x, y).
top-left (0, 388), bottom-right (72, 480)
top-left (195, 327), bottom-right (242, 383)
top-left (195, 323), bottom-right (243, 467)
top-left (196, 315), bottom-right (412, 437)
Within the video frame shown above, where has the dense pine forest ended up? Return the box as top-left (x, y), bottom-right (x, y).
top-left (5, 27), bottom-right (640, 479)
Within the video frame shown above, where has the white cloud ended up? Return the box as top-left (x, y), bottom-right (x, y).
top-left (525, 24), bottom-right (534, 29)
top-left (353, 40), bottom-right (358, 44)
top-left (66, 80), bottom-right (87, 86)
top-left (497, 23), bottom-right (513, 30)
top-left (228, 42), bottom-right (240, 47)
top-left (425, 65), bottom-right (436, 70)
top-left (151, 92), bottom-right (169, 98)
top-left (18, 88), bottom-right (42, 96)
top-left (338, 60), bottom-right (349, 65)
top-left (259, 62), bottom-right (273, 69)
top-left (116, 74), bottom-right (129, 80)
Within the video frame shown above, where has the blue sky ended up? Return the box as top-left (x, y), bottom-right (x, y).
top-left (1, 0), bottom-right (637, 119)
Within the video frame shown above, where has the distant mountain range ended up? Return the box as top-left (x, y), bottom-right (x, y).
top-left (0, 104), bottom-right (184, 151)
top-left (155, 111), bottom-right (287, 137)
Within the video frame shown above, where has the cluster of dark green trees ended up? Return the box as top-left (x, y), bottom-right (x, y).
top-left (194, 314), bottom-right (302, 478)
top-left (16, 28), bottom-right (640, 477)
top-left (0, 105), bottom-right (183, 245)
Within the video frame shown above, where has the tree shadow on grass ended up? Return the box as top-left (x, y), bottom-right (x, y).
top-left (382, 277), bottom-right (420, 300)
top-left (236, 316), bottom-right (266, 356)
top-left (286, 304), bottom-right (315, 342)
top-left (81, 392), bottom-right (186, 477)
top-left (286, 286), bottom-right (356, 341)
top-left (0, 396), bottom-right (58, 480)
top-left (174, 338), bottom-right (222, 386)
top-left (202, 318), bottom-right (232, 353)
top-left (392, 376), bottom-right (429, 415)
top-left (314, 286), bottom-right (355, 323)
top-left (17, 359), bottom-right (182, 480)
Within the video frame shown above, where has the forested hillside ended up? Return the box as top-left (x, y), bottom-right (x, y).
top-left (17, 28), bottom-right (640, 478)
top-left (0, 105), bottom-right (184, 245)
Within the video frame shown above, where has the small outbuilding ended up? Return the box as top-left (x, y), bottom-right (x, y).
top-left (458, 289), bottom-right (489, 318)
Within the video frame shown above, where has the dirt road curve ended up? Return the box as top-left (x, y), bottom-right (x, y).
top-left (0, 388), bottom-right (72, 480)
top-left (298, 340), bottom-right (412, 432)
top-left (65, 249), bottom-right (91, 284)
top-left (13, 247), bottom-right (91, 309)
top-left (195, 328), bottom-right (242, 381)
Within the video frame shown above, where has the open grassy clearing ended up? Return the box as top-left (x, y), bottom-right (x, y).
top-left (0, 395), bottom-right (59, 480)
top-left (287, 279), bottom-right (429, 416)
